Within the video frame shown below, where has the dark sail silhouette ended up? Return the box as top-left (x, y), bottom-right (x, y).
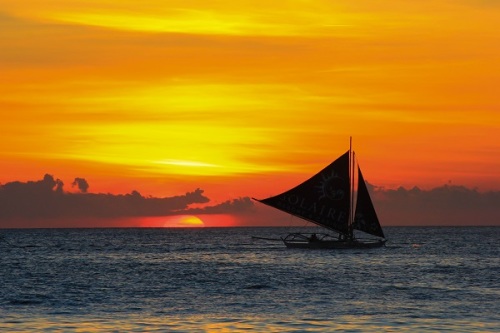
top-left (253, 139), bottom-right (386, 249)
top-left (258, 151), bottom-right (351, 235)
top-left (353, 167), bottom-right (385, 238)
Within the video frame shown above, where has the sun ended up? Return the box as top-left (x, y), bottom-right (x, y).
top-left (163, 215), bottom-right (205, 228)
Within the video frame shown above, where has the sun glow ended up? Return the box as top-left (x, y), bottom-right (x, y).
top-left (1, 0), bottom-right (500, 230)
top-left (164, 215), bottom-right (205, 228)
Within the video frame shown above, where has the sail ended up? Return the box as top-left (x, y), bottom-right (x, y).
top-left (257, 151), bottom-right (351, 234)
top-left (353, 167), bottom-right (385, 238)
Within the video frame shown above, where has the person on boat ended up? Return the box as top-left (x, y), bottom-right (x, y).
top-left (309, 234), bottom-right (318, 242)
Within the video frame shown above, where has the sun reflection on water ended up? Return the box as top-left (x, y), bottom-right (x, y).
top-left (2, 315), bottom-right (496, 332)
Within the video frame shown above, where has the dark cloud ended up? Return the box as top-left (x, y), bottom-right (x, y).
top-left (369, 183), bottom-right (500, 226)
top-left (1, 174), bottom-right (498, 228)
top-left (72, 178), bottom-right (89, 193)
top-left (0, 174), bottom-right (209, 226)
top-left (180, 197), bottom-right (255, 215)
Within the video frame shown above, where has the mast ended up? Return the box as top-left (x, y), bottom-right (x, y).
top-left (349, 137), bottom-right (354, 238)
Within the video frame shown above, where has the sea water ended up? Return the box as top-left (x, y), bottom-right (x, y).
top-left (1, 227), bottom-right (498, 332)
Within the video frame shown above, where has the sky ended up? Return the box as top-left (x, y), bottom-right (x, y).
top-left (1, 1), bottom-right (499, 228)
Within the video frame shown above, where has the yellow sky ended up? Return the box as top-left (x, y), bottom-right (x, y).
top-left (1, 0), bottom-right (499, 200)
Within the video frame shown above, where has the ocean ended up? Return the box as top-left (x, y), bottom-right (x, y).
top-left (1, 227), bottom-right (498, 332)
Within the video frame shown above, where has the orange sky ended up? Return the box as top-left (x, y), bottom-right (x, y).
top-left (1, 1), bottom-right (499, 225)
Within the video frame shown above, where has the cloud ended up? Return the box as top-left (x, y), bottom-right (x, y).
top-left (1, 174), bottom-right (498, 228)
top-left (0, 174), bottom-right (210, 226)
top-left (180, 197), bottom-right (255, 215)
top-left (368, 183), bottom-right (500, 226)
top-left (72, 177), bottom-right (89, 193)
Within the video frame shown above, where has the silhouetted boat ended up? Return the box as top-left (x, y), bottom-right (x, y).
top-left (253, 138), bottom-right (386, 249)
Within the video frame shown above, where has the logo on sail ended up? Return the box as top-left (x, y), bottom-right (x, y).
top-left (317, 171), bottom-right (346, 201)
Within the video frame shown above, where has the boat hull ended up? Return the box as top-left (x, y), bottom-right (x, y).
top-left (282, 236), bottom-right (386, 249)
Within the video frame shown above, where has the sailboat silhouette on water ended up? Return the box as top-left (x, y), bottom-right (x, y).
top-left (253, 138), bottom-right (386, 249)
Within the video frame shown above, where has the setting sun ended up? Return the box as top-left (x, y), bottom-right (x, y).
top-left (164, 215), bottom-right (205, 228)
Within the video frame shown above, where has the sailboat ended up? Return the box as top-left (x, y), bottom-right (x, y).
top-left (253, 138), bottom-right (386, 249)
